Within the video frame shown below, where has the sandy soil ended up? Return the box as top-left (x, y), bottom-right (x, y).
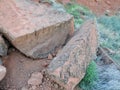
top-left (0, 51), bottom-right (64, 90)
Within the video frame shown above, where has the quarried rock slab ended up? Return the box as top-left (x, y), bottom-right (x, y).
top-left (0, 0), bottom-right (74, 59)
top-left (47, 20), bottom-right (98, 90)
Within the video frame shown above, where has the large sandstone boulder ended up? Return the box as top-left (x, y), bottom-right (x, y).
top-left (0, 0), bottom-right (74, 59)
top-left (47, 20), bottom-right (98, 90)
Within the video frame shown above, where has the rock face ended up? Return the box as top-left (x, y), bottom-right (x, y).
top-left (47, 20), bottom-right (98, 90)
top-left (0, 0), bottom-right (74, 59)
top-left (0, 65), bottom-right (6, 81)
top-left (0, 35), bottom-right (8, 57)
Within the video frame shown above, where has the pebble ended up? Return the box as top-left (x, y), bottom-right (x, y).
top-left (54, 84), bottom-right (59, 88)
top-left (21, 87), bottom-right (28, 90)
top-left (28, 72), bottom-right (43, 86)
top-left (48, 53), bottom-right (53, 60)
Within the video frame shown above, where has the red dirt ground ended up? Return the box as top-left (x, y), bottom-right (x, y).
top-left (61, 0), bottom-right (120, 15)
top-left (0, 51), bottom-right (64, 90)
top-left (77, 0), bottom-right (120, 15)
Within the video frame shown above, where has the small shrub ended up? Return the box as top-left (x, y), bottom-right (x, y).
top-left (65, 3), bottom-right (93, 29)
top-left (79, 60), bottom-right (98, 90)
top-left (97, 16), bottom-right (120, 63)
top-left (97, 16), bottom-right (120, 32)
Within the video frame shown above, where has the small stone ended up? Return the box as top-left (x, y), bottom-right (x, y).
top-left (28, 72), bottom-right (43, 86)
top-left (106, 10), bottom-right (110, 13)
top-left (60, 86), bottom-right (64, 90)
top-left (21, 87), bottom-right (28, 90)
top-left (43, 63), bottom-right (49, 67)
top-left (31, 86), bottom-right (37, 90)
top-left (40, 85), bottom-right (43, 88)
top-left (48, 54), bottom-right (53, 60)
top-left (47, 78), bottom-right (50, 81)
top-left (0, 65), bottom-right (6, 81)
top-left (106, 1), bottom-right (111, 5)
top-left (54, 84), bottom-right (59, 88)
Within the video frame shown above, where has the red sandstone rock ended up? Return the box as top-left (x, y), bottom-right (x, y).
top-left (0, 0), bottom-right (74, 59)
top-left (47, 20), bottom-right (98, 90)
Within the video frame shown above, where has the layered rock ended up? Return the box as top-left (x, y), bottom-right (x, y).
top-left (0, 0), bottom-right (74, 59)
top-left (47, 20), bottom-right (98, 90)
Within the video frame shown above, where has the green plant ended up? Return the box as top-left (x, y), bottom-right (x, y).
top-left (97, 16), bottom-right (120, 32)
top-left (65, 3), bottom-right (93, 29)
top-left (97, 16), bottom-right (120, 64)
top-left (79, 60), bottom-right (98, 90)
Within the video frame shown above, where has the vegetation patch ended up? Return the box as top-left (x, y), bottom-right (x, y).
top-left (65, 3), bottom-right (93, 29)
top-left (79, 60), bottom-right (98, 90)
top-left (97, 15), bottom-right (120, 64)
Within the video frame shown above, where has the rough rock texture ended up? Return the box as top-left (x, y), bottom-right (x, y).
top-left (0, 0), bottom-right (74, 59)
top-left (47, 20), bottom-right (98, 90)
top-left (0, 35), bottom-right (8, 57)
top-left (0, 65), bottom-right (6, 81)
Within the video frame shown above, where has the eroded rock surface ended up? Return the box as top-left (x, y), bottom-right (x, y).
top-left (0, 0), bottom-right (74, 59)
top-left (47, 20), bottom-right (98, 90)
